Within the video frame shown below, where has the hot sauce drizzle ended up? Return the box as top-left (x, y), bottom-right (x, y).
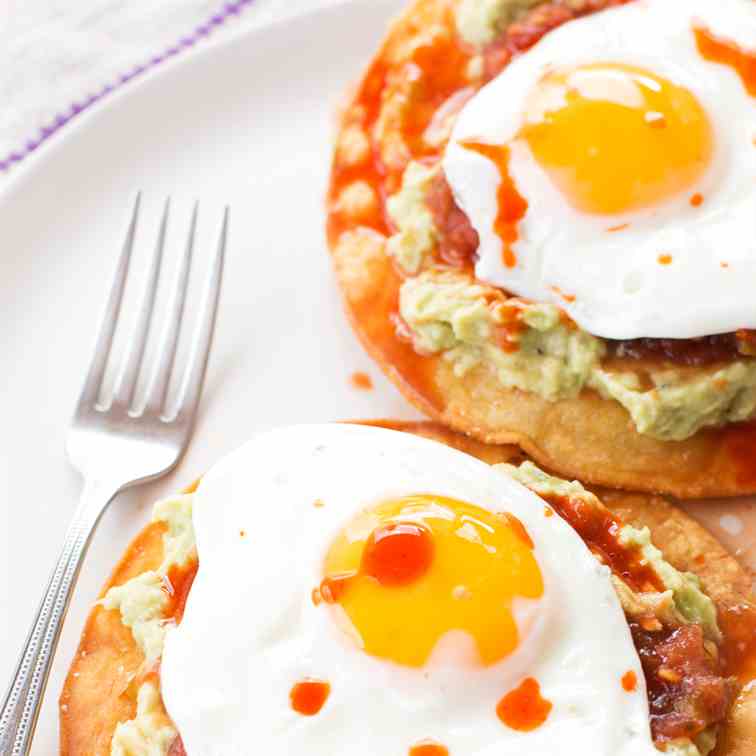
top-left (409, 741), bottom-right (449, 756)
top-left (496, 677), bottom-right (552, 731)
top-left (167, 738), bottom-right (187, 756)
top-left (350, 371), bottom-right (374, 390)
top-left (290, 679), bottom-right (331, 716)
top-left (622, 670), bottom-right (638, 692)
top-left (694, 26), bottom-right (756, 97)
top-left (163, 560), bottom-right (198, 624)
top-left (317, 572), bottom-right (356, 604)
top-left (499, 512), bottom-right (534, 549)
top-left (539, 492), bottom-right (665, 593)
top-left (397, 12), bottom-right (475, 162)
top-left (459, 141), bottom-right (528, 268)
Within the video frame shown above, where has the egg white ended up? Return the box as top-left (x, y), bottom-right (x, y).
top-left (161, 424), bottom-right (657, 755)
top-left (444, 0), bottom-right (756, 340)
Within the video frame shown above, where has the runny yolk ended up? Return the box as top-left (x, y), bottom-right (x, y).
top-left (520, 63), bottom-right (713, 215)
top-left (409, 741), bottom-right (449, 756)
top-left (496, 677), bottom-right (552, 731)
top-left (694, 26), bottom-right (756, 97)
top-left (289, 679), bottom-right (331, 716)
top-left (459, 141), bottom-right (528, 268)
top-left (320, 495), bottom-right (544, 668)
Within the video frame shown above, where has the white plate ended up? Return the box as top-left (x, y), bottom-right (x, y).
top-left (0, 0), bottom-right (753, 753)
top-left (0, 1), bottom-right (412, 751)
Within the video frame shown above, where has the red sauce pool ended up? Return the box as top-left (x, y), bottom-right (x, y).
top-left (496, 677), bottom-right (552, 731)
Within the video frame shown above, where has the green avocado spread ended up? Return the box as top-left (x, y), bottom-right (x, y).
top-left (500, 461), bottom-right (721, 642)
top-left (399, 268), bottom-right (756, 441)
top-left (386, 157), bottom-right (756, 441)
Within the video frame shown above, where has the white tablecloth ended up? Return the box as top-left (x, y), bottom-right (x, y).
top-left (0, 0), bottom-right (338, 170)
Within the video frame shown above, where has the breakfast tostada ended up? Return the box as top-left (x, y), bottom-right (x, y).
top-left (60, 423), bottom-right (755, 755)
top-left (327, 0), bottom-right (756, 498)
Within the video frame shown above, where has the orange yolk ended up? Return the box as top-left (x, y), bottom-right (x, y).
top-left (321, 495), bottom-right (544, 668)
top-left (520, 63), bottom-right (713, 215)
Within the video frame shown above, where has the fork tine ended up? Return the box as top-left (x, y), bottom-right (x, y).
top-left (144, 201), bottom-right (198, 415)
top-left (174, 206), bottom-right (228, 423)
top-left (113, 197), bottom-right (170, 409)
top-left (77, 193), bottom-right (141, 410)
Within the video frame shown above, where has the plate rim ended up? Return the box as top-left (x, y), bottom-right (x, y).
top-left (0, 0), bottom-right (397, 208)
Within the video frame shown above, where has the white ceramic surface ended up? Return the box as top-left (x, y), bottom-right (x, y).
top-left (0, 0), bottom-right (752, 753)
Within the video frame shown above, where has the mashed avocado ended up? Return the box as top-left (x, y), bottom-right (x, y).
top-left (664, 730), bottom-right (718, 756)
top-left (399, 269), bottom-right (756, 440)
top-left (454, 0), bottom-right (543, 46)
top-left (618, 525), bottom-right (720, 642)
top-left (101, 494), bottom-right (196, 663)
top-left (105, 495), bottom-right (196, 755)
top-left (101, 572), bottom-right (169, 664)
top-left (111, 681), bottom-right (176, 756)
top-left (502, 461), bottom-right (721, 756)
top-left (401, 271), bottom-right (605, 401)
top-left (502, 461), bottom-right (721, 640)
top-left (590, 362), bottom-right (756, 441)
top-left (386, 162), bottom-right (440, 274)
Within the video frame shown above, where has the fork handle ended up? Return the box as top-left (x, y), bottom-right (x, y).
top-left (0, 478), bottom-right (120, 755)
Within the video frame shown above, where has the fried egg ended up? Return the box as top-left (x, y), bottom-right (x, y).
top-left (161, 424), bottom-right (657, 755)
top-left (444, 0), bottom-right (756, 340)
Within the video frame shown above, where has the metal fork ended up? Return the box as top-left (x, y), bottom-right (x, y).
top-left (0, 195), bottom-right (228, 755)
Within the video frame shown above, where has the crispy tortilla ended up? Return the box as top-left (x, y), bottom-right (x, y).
top-left (60, 421), bottom-right (755, 755)
top-left (326, 0), bottom-right (756, 499)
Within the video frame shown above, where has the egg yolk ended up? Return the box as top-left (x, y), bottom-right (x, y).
top-left (520, 63), bottom-right (713, 214)
top-left (320, 495), bottom-right (544, 668)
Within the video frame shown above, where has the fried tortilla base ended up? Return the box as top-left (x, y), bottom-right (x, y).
top-left (326, 0), bottom-right (756, 499)
top-left (331, 227), bottom-right (756, 500)
top-left (60, 421), bottom-right (754, 754)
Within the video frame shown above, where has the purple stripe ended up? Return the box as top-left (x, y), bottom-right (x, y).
top-left (0, 0), bottom-right (257, 173)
